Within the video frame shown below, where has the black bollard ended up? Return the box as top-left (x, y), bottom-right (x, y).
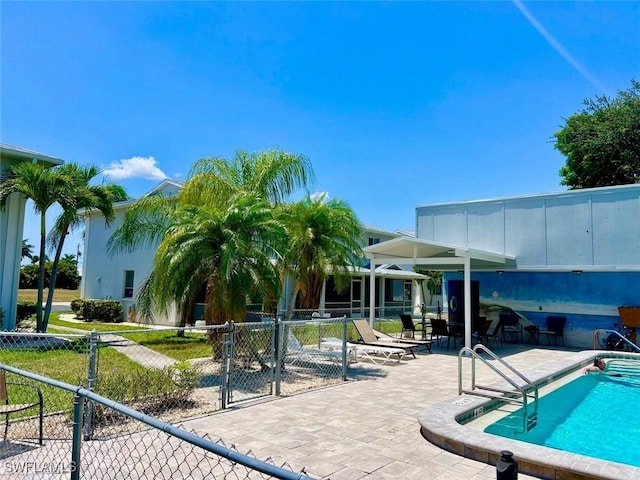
top-left (496, 450), bottom-right (518, 480)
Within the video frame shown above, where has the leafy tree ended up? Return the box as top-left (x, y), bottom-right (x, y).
top-left (280, 193), bottom-right (363, 320)
top-left (21, 240), bottom-right (34, 260)
top-left (43, 163), bottom-right (127, 331)
top-left (108, 149), bottom-right (314, 326)
top-left (1, 162), bottom-right (71, 331)
top-left (53, 257), bottom-right (81, 290)
top-left (556, 79), bottom-right (640, 189)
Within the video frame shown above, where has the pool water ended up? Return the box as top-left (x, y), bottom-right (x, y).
top-left (485, 372), bottom-right (640, 467)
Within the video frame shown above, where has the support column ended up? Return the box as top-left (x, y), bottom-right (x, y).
top-left (464, 255), bottom-right (471, 348)
top-left (369, 260), bottom-right (376, 327)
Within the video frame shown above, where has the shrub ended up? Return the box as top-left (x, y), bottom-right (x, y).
top-left (16, 301), bottom-right (37, 323)
top-left (93, 361), bottom-right (201, 422)
top-left (71, 299), bottom-right (123, 323)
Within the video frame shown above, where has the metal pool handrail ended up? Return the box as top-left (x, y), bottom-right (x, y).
top-left (592, 329), bottom-right (640, 352)
top-left (458, 344), bottom-right (539, 433)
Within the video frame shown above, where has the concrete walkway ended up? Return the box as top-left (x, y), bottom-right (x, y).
top-left (182, 344), bottom-right (583, 479)
top-left (56, 313), bottom-right (178, 370)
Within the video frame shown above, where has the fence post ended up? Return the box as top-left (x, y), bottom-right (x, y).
top-left (71, 392), bottom-right (84, 480)
top-left (342, 317), bottom-right (348, 381)
top-left (220, 322), bottom-right (233, 409)
top-left (83, 329), bottom-right (98, 440)
top-left (273, 317), bottom-right (281, 396)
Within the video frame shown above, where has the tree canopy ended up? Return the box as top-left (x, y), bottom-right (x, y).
top-left (109, 149), bottom-right (363, 326)
top-left (555, 79), bottom-right (640, 189)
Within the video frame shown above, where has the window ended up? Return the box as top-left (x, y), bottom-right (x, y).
top-left (124, 270), bottom-right (134, 298)
top-left (368, 237), bottom-right (380, 246)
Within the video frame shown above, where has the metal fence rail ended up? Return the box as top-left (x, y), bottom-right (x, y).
top-left (0, 364), bottom-right (314, 480)
top-left (0, 318), bottom-right (353, 441)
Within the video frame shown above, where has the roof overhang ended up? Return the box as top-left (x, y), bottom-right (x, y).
top-left (364, 236), bottom-right (516, 271)
top-left (0, 144), bottom-right (64, 167)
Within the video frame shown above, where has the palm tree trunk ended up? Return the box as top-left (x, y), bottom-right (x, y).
top-left (284, 284), bottom-right (299, 322)
top-left (36, 214), bottom-right (47, 332)
top-left (43, 223), bottom-right (69, 332)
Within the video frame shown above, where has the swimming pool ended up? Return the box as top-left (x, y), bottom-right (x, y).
top-left (485, 368), bottom-right (640, 467)
top-left (418, 351), bottom-right (640, 480)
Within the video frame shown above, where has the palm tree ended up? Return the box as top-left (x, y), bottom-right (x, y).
top-left (0, 162), bottom-right (71, 331)
top-left (280, 193), bottom-right (363, 320)
top-left (144, 194), bottom-right (285, 325)
top-left (21, 240), bottom-right (34, 260)
top-left (43, 163), bottom-right (127, 331)
top-left (108, 149), bottom-right (314, 326)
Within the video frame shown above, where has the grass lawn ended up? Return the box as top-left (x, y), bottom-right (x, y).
top-left (1, 343), bottom-right (147, 415)
top-left (48, 316), bottom-right (148, 333)
top-left (18, 288), bottom-right (80, 303)
top-left (122, 331), bottom-right (214, 361)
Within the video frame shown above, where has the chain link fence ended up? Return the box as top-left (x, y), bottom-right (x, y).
top-left (0, 318), bottom-right (352, 440)
top-left (0, 364), bottom-right (314, 479)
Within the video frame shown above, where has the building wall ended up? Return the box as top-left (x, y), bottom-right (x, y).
top-left (418, 185), bottom-right (640, 348)
top-left (417, 184), bottom-right (640, 269)
top-left (0, 158), bottom-right (27, 330)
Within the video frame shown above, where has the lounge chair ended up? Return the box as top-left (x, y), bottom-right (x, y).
top-left (372, 328), bottom-right (432, 353)
top-left (286, 330), bottom-right (344, 365)
top-left (321, 337), bottom-right (405, 365)
top-left (399, 314), bottom-right (428, 340)
top-left (352, 319), bottom-right (418, 358)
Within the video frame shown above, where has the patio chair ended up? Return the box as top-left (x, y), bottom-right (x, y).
top-left (0, 369), bottom-right (44, 445)
top-left (372, 328), bottom-right (432, 353)
top-left (399, 314), bottom-right (427, 340)
top-left (430, 318), bottom-right (462, 350)
top-left (352, 319), bottom-right (418, 359)
top-left (539, 316), bottom-right (566, 346)
top-left (475, 318), bottom-right (502, 350)
top-left (499, 313), bottom-right (523, 343)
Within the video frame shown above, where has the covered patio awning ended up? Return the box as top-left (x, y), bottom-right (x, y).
top-left (363, 236), bottom-right (516, 348)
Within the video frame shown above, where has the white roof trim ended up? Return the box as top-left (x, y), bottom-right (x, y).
top-left (364, 236), bottom-right (516, 271)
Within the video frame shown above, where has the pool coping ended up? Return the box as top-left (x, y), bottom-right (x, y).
top-left (418, 350), bottom-right (640, 480)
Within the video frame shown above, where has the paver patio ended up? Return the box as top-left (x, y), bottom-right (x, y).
top-left (183, 343), bottom-right (582, 479)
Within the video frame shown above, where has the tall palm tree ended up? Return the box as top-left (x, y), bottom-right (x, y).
top-left (280, 193), bottom-right (363, 320)
top-left (108, 149), bottom-right (314, 325)
top-left (43, 163), bottom-right (127, 331)
top-left (0, 162), bottom-right (71, 331)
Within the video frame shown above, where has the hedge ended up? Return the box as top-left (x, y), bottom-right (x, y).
top-left (70, 299), bottom-right (123, 323)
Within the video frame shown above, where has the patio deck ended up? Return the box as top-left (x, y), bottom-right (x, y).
top-left (182, 343), bottom-right (589, 479)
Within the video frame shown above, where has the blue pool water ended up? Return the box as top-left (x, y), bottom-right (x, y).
top-left (484, 371), bottom-right (640, 467)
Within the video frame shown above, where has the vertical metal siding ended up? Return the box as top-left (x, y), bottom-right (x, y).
top-left (504, 199), bottom-right (547, 265)
top-left (466, 203), bottom-right (505, 253)
top-left (544, 196), bottom-right (593, 266)
top-left (591, 191), bottom-right (640, 266)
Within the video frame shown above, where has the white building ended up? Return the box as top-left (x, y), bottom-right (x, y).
top-left (0, 144), bottom-right (64, 330)
top-left (81, 180), bottom-right (428, 325)
top-left (365, 184), bottom-right (640, 348)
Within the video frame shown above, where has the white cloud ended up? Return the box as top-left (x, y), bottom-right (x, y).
top-left (103, 156), bottom-right (167, 181)
top-left (310, 191), bottom-right (329, 202)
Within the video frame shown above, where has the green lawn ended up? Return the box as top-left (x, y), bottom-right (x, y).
top-left (1, 343), bottom-right (148, 415)
top-left (122, 330), bottom-right (214, 361)
top-left (48, 315), bottom-right (150, 333)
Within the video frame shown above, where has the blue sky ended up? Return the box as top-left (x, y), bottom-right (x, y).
top-left (2, 1), bottom-right (639, 264)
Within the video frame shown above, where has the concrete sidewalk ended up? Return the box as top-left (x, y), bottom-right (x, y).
top-left (183, 345), bottom-right (580, 479)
